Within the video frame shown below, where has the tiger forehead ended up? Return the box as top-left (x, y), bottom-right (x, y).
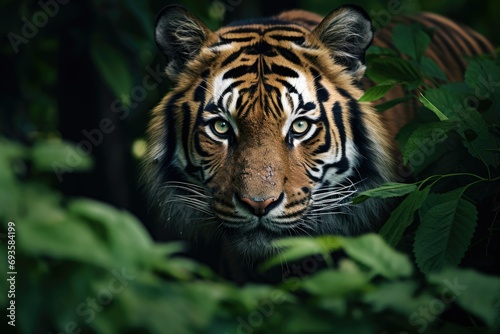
top-left (202, 24), bottom-right (322, 121)
top-left (215, 24), bottom-right (310, 46)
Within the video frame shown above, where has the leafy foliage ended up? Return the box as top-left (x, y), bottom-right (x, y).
top-left (414, 188), bottom-right (478, 274)
top-left (358, 25), bottom-right (500, 280)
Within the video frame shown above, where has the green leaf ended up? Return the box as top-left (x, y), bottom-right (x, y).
top-left (17, 215), bottom-right (114, 268)
top-left (379, 188), bottom-right (430, 247)
top-left (341, 234), bottom-right (413, 279)
top-left (392, 24), bottom-right (431, 61)
top-left (401, 121), bottom-right (457, 166)
top-left (261, 236), bottom-right (341, 272)
top-left (414, 188), bottom-right (478, 274)
top-left (464, 59), bottom-right (500, 99)
top-left (31, 140), bottom-right (93, 173)
top-left (302, 269), bottom-right (370, 297)
top-left (429, 268), bottom-right (500, 327)
top-left (267, 235), bottom-right (413, 279)
top-left (68, 199), bottom-right (153, 264)
top-left (21, 183), bottom-right (66, 225)
top-left (420, 56), bottom-right (448, 81)
top-left (374, 95), bottom-right (412, 113)
top-left (421, 88), bottom-right (466, 120)
top-left (359, 82), bottom-right (396, 102)
top-left (364, 281), bottom-right (434, 316)
top-left (352, 182), bottom-right (417, 204)
top-left (441, 82), bottom-right (474, 95)
top-left (280, 308), bottom-right (355, 333)
top-left (0, 139), bottom-right (26, 218)
top-left (0, 138), bottom-right (26, 160)
top-left (366, 45), bottom-right (399, 57)
top-left (367, 57), bottom-right (423, 85)
top-left (419, 93), bottom-right (449, 121)
top-left (455, 108), bottom-right (500, 167)
top-left (90, 41), bottom-right (133, 105)
top-left (422, 85), bottom-right (500, 167)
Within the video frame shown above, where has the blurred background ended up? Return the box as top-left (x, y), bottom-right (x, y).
top-left (2, 0), bottom-right (499, 239)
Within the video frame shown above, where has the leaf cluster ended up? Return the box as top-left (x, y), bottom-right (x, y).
top-left (356, 23), bottom-right (500, 279)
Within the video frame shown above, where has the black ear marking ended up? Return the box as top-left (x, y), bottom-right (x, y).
top-left (155, 5), bottom-right (212, 80)
top-left (313, 5), bottom-right (374, 80)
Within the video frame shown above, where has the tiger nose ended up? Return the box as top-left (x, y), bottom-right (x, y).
top-left (239, 194), bottom-right (283, 216)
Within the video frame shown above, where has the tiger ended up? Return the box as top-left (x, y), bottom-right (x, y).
top-left (143, 4), bottom-right (494, 278)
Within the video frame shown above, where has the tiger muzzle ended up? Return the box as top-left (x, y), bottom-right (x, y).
top-left (233, 145), bottom-right (287, 216)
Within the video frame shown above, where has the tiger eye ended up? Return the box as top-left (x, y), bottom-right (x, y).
top-left (213, 119), bottom-right (230, 135)
top-left (292, 119), bottom-right (309, 134)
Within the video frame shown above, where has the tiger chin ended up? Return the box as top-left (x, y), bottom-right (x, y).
top-left (142, 5), bottom-right (492, 272)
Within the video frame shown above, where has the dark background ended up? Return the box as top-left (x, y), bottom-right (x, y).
top-left (2, 0), bottom-right (499, 239)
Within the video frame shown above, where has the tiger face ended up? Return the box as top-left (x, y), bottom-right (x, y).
top-left (144, 5), bottom-right (394, 259)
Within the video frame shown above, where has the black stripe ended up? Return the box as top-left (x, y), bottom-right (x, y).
top-left (271, 64), bottom-right (299, 78)
top-left (276, 79), bottom-right (298, 94)
top-left (220, 36), bottom-right (255, 43)
top-left (304, 127), bottom-right (323, 148)
top-left (327, 160), bottom-right (349, 175)
top-left (305, 170), bottom-right (321, 182)
top-left (223, 62), bottom-right (258, 79)
top-left (347, 99), bottom-right (378, 179)
top-left (193, 132), bottom-right (214, 158)
top-left (204, 102), bottom-right (218, 114)
top-left (192, 76), bottom-right (211, 168)
top-left (266, 91), bottom-right (282, 119)
top-left (336, 87), bottom-right (352, 100)
top-left (278, 209), bottom-right (307, 220)
top-left (223, 27), bottom-right (261, 34)
top-left (237, 96), bottom-right (253, 119)
top-left (302, 53), bottom-right (319, 66)
top-left (263, 26), bottom-right (304, 34)
top-left (311, 67), bottom-right (329, 102)
top-left (330, 102), bottom-right (348, 174)
top-left (268, 34), bottom-right (306, 45)
top-left (275, 46), bottom-right (302, 65)
top-left (227, 18), bottom-right (292, 27)
top-left (217, 83), bottom-right (240, 110)
top-left (221, 50), bottom-right (244, 67)
top-left (285, 197), bottom-right (308, 209)
top-left (181, 103), bottom-right (199, 175)
top-left (247, 41), bottom-right (277, 56)
top-left (161, 91), bottom-right (185, 167)
top-left (302, 102), bottom-right (316, 112)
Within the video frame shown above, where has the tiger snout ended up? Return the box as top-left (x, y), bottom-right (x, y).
top-left (231, 147), bottom-right (287, 218)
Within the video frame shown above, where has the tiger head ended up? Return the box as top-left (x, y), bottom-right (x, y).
top-left (144, 5), bottom-right (394, 260)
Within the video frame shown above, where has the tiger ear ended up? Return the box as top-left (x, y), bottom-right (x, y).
top-left (155, 5), bottom-right (213, 80)
top-left (313, 5), bottom-right (373, 80)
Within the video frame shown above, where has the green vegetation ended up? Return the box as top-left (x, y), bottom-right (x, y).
top-left (1, 1), bottom-right (500, 333)
top-left (359, 24), bottom-right (500, 277)
top-left (1, 132), bottom-right (499, 332)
